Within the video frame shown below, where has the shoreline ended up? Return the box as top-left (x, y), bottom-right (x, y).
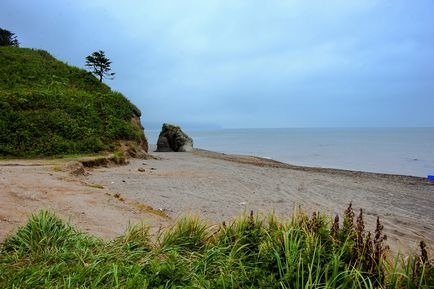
top-left (147, 126), bottom-right (434, 178)
top-left (1, 147), bottom-right (429, 181)
top-left (193, 148), bottom-right (428, 184)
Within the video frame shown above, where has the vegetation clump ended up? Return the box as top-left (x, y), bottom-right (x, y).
top-left (0, 46), bottom-right (147, 157)
top-left (0, 205), bottom-right (432, 288)
top-left (0, 28), bottom-right (19, 47)
top-left (85, 50), bottom-right (115, 82)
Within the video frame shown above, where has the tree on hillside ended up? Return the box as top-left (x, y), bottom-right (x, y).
top-left (85, 50), bottom-right (115, 82)
top-left (0, 28), bottom-right (19, 47)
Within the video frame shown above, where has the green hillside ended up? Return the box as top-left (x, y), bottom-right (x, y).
top-left (0, 47), bottom-right (147, 157)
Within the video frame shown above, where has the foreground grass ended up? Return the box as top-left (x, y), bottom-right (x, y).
top-left (0, 206), bottom-right (432, 288)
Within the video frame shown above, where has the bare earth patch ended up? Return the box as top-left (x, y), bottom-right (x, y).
top-left (0, 159), bottom-right (168, 241)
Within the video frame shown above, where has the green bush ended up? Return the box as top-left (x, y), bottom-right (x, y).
top-left (0, 47), bottom-right (146, 157)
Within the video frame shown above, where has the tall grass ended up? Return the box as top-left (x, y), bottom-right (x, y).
top-left (0, 206), bottom-right (432, 288)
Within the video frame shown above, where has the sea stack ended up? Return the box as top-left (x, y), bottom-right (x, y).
top-left (156, 123), bottom-right (193, 152)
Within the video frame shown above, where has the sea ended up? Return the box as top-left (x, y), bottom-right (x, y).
top-left (145, 128), bottom-right (434, 178)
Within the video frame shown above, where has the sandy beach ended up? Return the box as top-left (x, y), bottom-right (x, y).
top-left (1, 148), bottom-right (433, 252)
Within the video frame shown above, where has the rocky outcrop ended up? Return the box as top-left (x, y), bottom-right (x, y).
top-left (156, 123), bottom-right (193, 152)
top-left (131, 115), bottom-right (149, 153)
top-left (113, 114), bottom-right (150, 159)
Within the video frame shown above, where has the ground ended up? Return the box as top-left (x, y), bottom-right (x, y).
top-left (1, 150), bottom-right (433, 253)
top-left (0, 159), bottom-right (168, 240)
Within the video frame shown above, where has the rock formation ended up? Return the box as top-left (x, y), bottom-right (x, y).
top-left (130, 114), bottom-right (149, 153)
top-left (156, 123), bottom-right (193, 152)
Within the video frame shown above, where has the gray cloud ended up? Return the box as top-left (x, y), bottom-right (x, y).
top-left (2, 0), bottom-right (434, 128)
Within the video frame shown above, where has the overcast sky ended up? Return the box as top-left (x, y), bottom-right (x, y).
top-left (2, 0), bottom-right (434, 128)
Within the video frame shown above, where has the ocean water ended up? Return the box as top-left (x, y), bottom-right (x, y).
top-left (146, 128), bottom-right (434, 177)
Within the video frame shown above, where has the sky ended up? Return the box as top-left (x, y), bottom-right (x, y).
top-left (1, 0), bottom-right (434, 128)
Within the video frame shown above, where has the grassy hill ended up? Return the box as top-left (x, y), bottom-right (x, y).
top-left (0, 47), bottom-right (147, 157)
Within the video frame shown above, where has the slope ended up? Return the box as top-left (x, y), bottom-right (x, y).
top-left (0, 47), bottom-right (147, 157)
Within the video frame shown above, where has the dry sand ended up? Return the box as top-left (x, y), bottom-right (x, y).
top-left (1, 149), bottom-right (433, 252)
top-left (0, 160), bottom-right (168, 240)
